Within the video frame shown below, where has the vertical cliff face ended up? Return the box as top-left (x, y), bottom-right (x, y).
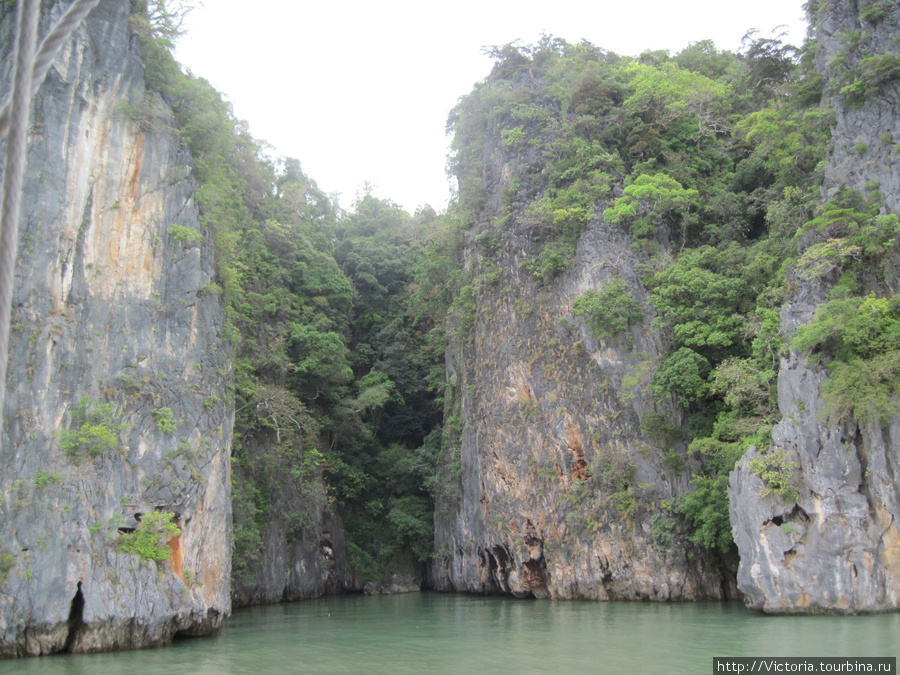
top-left (0, 0), bottom-right (232, 656)
top-left (431, 66), bottom-right (732, 600)
top-left (231, 437), bottom-right (348, 606)
top-left (432, 238), bottom-right (730, 600)
top-left (729, 0), bottom-right (900, 613)
top-left (817, 0), bottom-right (900, 212)
top-left (231, 512), bottom-right (347, 607)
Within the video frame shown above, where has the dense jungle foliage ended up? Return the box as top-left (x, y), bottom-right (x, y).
top-left (131, 0), bottom-right (899, 579)
top-left (130, 1), bottom-right (453, 585)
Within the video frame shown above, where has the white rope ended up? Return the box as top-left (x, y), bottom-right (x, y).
top-left (0, 0), bottom-right (103, 142)
top-left (0, 0), bottom-right (41, 430)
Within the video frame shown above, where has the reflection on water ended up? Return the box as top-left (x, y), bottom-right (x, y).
top-left (4, 593), bottom-right (899, 674)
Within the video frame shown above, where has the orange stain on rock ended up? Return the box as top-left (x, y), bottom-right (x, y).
top-left (128, 133), bottom-right (145, 204)
top-left (168, 531), bottom-right (184, 581)
top-left (877, 512), bottom-right (900, 584)
top-left (565, 416), bottom-right (588, 481)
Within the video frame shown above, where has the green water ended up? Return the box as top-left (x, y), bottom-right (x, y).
top-left (4, 593), bottom-right (898, 674)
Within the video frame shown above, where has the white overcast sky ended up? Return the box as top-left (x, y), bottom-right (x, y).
top-left (173, 1), bottom-right (809, 213)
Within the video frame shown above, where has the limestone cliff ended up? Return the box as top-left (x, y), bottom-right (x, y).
top-left (431, 241), bottom-right (732, 599)
top-left (0, 0), bottom-right (232, 656)
top-left (431, 55), bottom-right (734, 600)
top-left (230, 431), bottom-right (348, 606)
top-left (729, 0), bottom-right (900, 613)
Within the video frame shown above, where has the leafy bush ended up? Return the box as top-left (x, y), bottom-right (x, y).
top-left (823, 351), bottom-right (900, 426)
top-left (796, 188), bottom-right (899, 279)
top-left (603, 173), bottom-right (698, 245)
top-left (793, 293), bottom-right (900, 362)
top-left (230, 480), bottom-right (264, 587)
top-left (522, 239), bottom-right (577, 280)
top-left (640, 412), bottom-right (681, 443)
top-left (572, 278), bottom-right (642, 340)
top-left (646, 246), bottom-right (749, 354)
top-left (792, 293), bottom-right (900, 425)
top-left (500, 126), bottom-right (527, 148)
top-left (840, 53), bottom-right (900, 108)
top-left (0, 553), bottom-right (14, 586)
top-left (676, 473), bottom-right (735, 552)
top-left (711, 357), bottom-right (775, 418)
top-left (116, 511), bottom-right (181, 563)
top-left (651, 347), bottom-right (711, 405)
top-left (57, 397), bottom-right (126, 459)
top-left (34, 470), bottom-right (63, 489)
top-left (860, 1), bottom-right (890, 23)
top-left (386, 496), bottom-right (434, 562)
top-left (672, 429), bottom-right (751, 554)
top-left (449, 284), bottom-right (477, 336)
top-left (748, 448), bottom-right (799, 501)
top-left (152, 407), bottom-right (177, 434)
top-left (169, 224), bottom-right (203, 246)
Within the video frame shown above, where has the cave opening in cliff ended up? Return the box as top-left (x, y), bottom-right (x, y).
top-left (746, 208), bottom-right (768, 240)
top-left (63, 581), bottom-right (85, 653)
top-left (118, 511), bottom-right (142, 535)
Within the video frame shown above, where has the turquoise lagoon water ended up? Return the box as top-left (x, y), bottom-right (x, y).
top-left (4, 592), bottom-right (898, 674)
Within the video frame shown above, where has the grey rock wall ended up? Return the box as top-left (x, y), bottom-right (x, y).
top-left (728, 0), bottom-right (900, 613)
top-left (0, 0), bottom-right (232, 656)
top-left (817, 0), bottom-right (900, 213)
top-left (431, 119), bottom-right (733, 601)
top-left (230, 454), bottom-right (348, 607)
top-left (238, 516), bottom-right (346, 605)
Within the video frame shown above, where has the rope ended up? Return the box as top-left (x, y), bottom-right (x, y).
top-left (0, 0), bottom-right (41, 429)
top-left (0, 0), bottom-right (103, 142)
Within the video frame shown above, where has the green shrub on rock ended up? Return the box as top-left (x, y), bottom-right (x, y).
top-left (57, 397), bottom-right (126, 460)
top-left (116, 511), bottom-right (181, 563)
top-left (572, 278), bottom-right (642, 340)
top-left (749, 448), bottom-right (799, 501)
